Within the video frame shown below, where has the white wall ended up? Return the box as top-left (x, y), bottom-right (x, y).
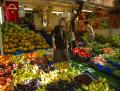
top-left (94, 28), bottom-right (120, 36)
top-left (94, 29), bottom-right (109, 37)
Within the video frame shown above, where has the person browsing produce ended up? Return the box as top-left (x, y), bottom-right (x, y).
top-left (84, 21), bottom-right (95, 42)
top-left (52, 18), bottom-right (68, 61)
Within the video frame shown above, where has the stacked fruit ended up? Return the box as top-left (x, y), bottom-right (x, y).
top-left (102, 48), bottom-right (114, 54)
top-left (39, 62), bottom-right (80, 85)
top-left (103, 49), bottom-right (120, 63)
top-left (12, 50), bottom-right (52, 65)
top-left (46, 80), bottom-right (76, 91)
top-left (13, 64), bottom-right (39, 85)
top-left (0, 55), bottom-right (16, 91)
top-left (13, 61), bottom-right (80, 90)
top-left (14, 78), bottom-right (42, 91)
top-left (54, 61), bottom-right (71, 70)
top-left (36, 76), bottom-right (115, 91)
top-left (72, 48), bottom-right (92, 58)
top-left (81, 77), bottom-right (115, 91)
top-left (91, 55), bottom-right (107, 65)
top-left (13, 54), bottom-right (25, 64)
top-left (0, 55), bottom-right (13, 65)
top-left (2, 23), bottom-right (49, 53)
top-left (74, 74), bottom-right (93, 86)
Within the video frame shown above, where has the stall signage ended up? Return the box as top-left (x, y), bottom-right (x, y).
top-left (5, 1), bottom-right (18, 22)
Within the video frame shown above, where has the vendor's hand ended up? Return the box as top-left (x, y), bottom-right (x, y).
top-left (53, 46), bottom-right (56, 51)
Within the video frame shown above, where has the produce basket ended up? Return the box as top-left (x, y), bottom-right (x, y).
top-left (74, 71), bottom-right (116, 91)
top-left (88, 61), bottom-right (120, 80)
top-left (108, 60), bottom-right (120, 69)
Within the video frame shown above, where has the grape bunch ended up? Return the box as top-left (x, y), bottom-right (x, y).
top-left (46, 80), bottom-right (76, 91)
top-left (14, 78), bottom-right (42, 91)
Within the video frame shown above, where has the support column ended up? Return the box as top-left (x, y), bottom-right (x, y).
top-left (42, 7), bottom-right (48, 28)
top-left (0, 4), bottom-right (4, 55)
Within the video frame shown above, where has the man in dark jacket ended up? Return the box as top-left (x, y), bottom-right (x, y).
top-left (52, 18), bottom-right (68, 61)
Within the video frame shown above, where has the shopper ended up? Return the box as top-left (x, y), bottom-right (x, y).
top-left (52, 18), bottom-right (68, 62)
top-left (66, 31), bottom-right (76, 48)
top-left (84, 21), bottom-right (95, 42)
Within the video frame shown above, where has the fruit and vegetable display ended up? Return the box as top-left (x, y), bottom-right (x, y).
top-left (2, 23), bottom-right (49, 54)
top-left (12, 50), bottom-right (52, 65)
top-left (80, 77), bottom-right (115, 91)
top-left (36, 76), bottom-right (115, 91)
top-left (102, 48), bottom-right (114, 54)
top-left (0, 55), bottom-right (16, 91)
top-left (91, 55), bottom-right (107, 65)
top-left (13, 60), bottom-right (81, 91)
top-left (1, 22), bottom-right (120, 91)
top-left (70, 40), bottom-right (120, 80)
top-left (13, 64), bottom-right (39, 85)
top-left (0, 49), bottom-right (53, 91)
top-left (95, 35), bottom-right (120, 48)
top-left (0, 49), bottom-right (116, 91)
top-left (72, 48), bottom-right (92, 58)
top-left (71, 48), bottom-right (92, 62)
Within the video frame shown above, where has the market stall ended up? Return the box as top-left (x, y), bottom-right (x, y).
top-left (0, 0), bottom-right (120, 91)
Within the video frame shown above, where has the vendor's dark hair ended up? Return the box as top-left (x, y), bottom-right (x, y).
top-left (84, 21), bottom-right (89, 24)
top-left (59, 17), bottom-right (65, 22)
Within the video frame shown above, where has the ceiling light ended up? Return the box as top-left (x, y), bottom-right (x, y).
top-left (52, 11), bottom-right (63, 15)
top-left (24, 8), bottom-right (33, 11)
top-left (0, 7), bottom-right (3, 24)
top-left (82, 9), bottom-right (93, 12)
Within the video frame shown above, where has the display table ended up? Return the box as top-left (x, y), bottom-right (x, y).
top-left (71, 59), bottom-right (120, 90)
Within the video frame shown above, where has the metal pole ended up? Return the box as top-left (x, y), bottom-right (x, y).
top-left (0, 25), bottom-right (3, 55)
top-left (0, 5), bottom-right (4, 55)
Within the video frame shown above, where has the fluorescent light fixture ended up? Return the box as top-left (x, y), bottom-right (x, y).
top-left (52, 11), bottom-right (63, 15)
top-left (24, 8), bottom-right (33, 11)
top-left (0, 7), bottom-right (3, 24)
top-left (82, 9), bottom-right (93, 12)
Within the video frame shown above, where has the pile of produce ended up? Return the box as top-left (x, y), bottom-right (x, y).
top-left (72, 48), bottom-right (92, 58)
top-left (95, 35), bottom-right (120, 48)
top-left (13, 64), bottom-right (39, 85)
top-left (2, 23), bottom-right (49, 54)
top-left (74, 74), bottom-right (93, 85)
top-left (14, 78), bottom-right (42, 91)
top-left (0, 55), bottom-right (16, 91)
top-left (106, 36), bottom-right (120, 48)
top-left (91, 55), bottom-right (107, 65)
top-left (0, 49), bottom-right (54, 91)
top-left (102, 48), bottom-right (114, 54)
top-left (103, 49), bottom-right (120, 63)
top-left (80, 77), bottom-right (115, 91)
top-left (13, 50), bottom-right (52, 65)
top-left (0, 52), bottom-right (116, 91)
top-left (2, 50), bottom-right (81, 91)
top-left (71, 48), bottom-right (92, 62)
top-left (36, 76), bottom-right (115, 91)
top-left (13, 61), bottom-right (81, 91)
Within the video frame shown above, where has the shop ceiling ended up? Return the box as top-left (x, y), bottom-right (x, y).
top-left (6, 0), bottom-right (113, 11)
top-left (22, 0), bottom-right (79, 12)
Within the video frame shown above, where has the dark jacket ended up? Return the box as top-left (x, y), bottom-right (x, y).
top-left (53, 25), bottom-right (67, 49)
